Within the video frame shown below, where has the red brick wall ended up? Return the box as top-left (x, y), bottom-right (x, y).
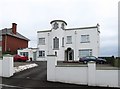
top-left (0, 41), bottom-right (2, 46)
top-left (2, 35), bottom-right (28, 54)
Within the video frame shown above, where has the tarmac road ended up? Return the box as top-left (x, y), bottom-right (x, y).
top-left (2, 61), bottom-right (116, 89)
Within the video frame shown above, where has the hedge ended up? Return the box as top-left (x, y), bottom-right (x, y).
top-left (99, 56), bottom-right (120, 67)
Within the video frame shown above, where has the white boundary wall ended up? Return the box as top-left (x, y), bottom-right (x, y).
top-left (47, 55), bottom-right (119, 88)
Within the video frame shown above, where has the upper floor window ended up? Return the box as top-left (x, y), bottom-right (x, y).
top-left (67, 36), bottom-right (72, 44)
top-left (53, 22), bottom-right (59, 30)
top-left (39, 38), bottom-right (45, 45)
top-left (81, 35), bottom-right (90, 43)
top-left (53, 37), bottom-right (59, 50)
top-left (62, 37), bottom-right (64, 47)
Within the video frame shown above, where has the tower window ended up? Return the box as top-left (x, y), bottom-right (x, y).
top-left (53, 22), bottom-right (59, 29)
top-left (61, 23), bottom-right (65, 29)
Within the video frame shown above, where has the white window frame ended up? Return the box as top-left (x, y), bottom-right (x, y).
top-left (62, 37), bottom-right (64, 47)
top-left (66, 36), bottom-right (72, 44)
top-left (81, 35), bottom-right (90, 43)
top-left (53, 37), bottom-right (59, 50)
top-left (39, 38), bottom-right (45, 45)
top-left (79, 49), bottom-right (92, 58)
top-left (20, 52), bottom-right (29, 57)
top-left (39, 51), bottom-right (45, 57)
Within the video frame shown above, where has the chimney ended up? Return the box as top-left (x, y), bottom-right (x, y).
top-left (12, 23), bottom-right (17, 34)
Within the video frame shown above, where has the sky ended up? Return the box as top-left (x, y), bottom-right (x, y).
top-left (0, 0), bottom-right (119, 57)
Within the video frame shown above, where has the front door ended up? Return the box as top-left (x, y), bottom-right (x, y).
top-left (33, 52), bottom-right (37, 61)
top-left (65, 48), bottom-right (74, 61)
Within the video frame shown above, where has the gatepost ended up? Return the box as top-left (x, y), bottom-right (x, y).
top-left (2, 54), bottom-right (14, 77)
top-left (0, 60), bottom-right (2, 76)
top-left (47, 55), bottom-right (57, 81)
top-left (88, 61), bottom-right (96, 86)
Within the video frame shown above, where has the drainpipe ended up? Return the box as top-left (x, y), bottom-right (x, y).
top-left (5, 35), bottom-right (7, 52)
top-left (48, 33), bottom-right (50, 55)
top-left (75, 31), bottom-right (77, 61)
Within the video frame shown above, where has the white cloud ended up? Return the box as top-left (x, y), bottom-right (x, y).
top-left (0, 0), bottom-right (119, 56)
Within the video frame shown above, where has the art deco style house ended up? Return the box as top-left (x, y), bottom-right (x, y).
top-left (37, 20), bottom-right (100, 61)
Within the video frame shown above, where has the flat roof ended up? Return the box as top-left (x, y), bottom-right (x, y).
top-left (50, 20), bottom-right (67, 25)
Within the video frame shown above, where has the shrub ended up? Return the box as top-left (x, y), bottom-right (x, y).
top-left (99, 56), bottom-right (120, 67)
top-left (114, 57), bottom-right (120, 68)
top-left (98, 56), bottom-right (115, 66)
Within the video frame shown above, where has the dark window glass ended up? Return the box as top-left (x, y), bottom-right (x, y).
top-left (53, 37), bottom-right (59, 50)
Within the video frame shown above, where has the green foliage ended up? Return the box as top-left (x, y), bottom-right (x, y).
top-left (113, 57), bottom-right (120, 68)
top-left (99, 56), bottom-right (120, 68)
top-left (99, 56), bottom-right (120, 67)
top-left (3, 51), bottom-right (16, 55)
top-left (99, 57), bottom-right (114, 66)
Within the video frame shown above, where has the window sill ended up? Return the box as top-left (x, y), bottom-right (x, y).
top-left (53, 48), bottom-right (59, 50)
top-left (81, 41), bottom-right (90, 43)
top-left (38, 44), bottom-right (45, 45)
top-left (38, 56), bottom-right (45, 58)
top-left (66, 42), bottom-right (72, 44)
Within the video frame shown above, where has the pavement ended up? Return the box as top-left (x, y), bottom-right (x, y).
top-left (1, 61), bottom-right (118, 89)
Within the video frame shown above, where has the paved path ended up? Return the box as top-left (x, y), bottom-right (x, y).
top-left (2, 61), bottom-right (116, 89)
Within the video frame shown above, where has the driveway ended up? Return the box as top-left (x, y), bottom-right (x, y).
top-left (2, 61), bottom-right (116, 89)
top-left (14, 61), bottom-right (33, 67)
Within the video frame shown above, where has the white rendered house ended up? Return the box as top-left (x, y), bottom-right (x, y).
top-left (37, 20), bottom-right (100, 61)
top-left (17, 48), bottom-right (38, 61)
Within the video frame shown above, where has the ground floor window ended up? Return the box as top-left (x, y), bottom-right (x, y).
top-left (39, 51), bottom-right (45, 57)
top-left (79, 49), bottom-right (92, 58)
top-left (20, 52), bottom-right (28, 57)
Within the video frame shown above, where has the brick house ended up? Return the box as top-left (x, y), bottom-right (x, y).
top-left (0, 23), bottom-right (30, 54)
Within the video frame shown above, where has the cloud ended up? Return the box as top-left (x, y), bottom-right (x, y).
top-left (0, 0), bottom-right (119, 56)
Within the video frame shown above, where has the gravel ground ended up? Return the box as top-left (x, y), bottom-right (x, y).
top-left (14, 61), bottom-right (33, 67)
